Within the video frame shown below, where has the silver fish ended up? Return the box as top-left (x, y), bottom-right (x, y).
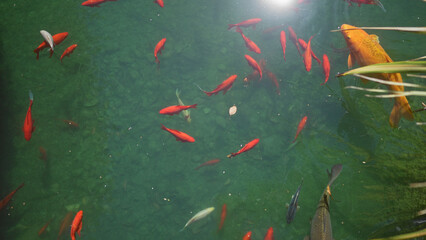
top-left (40, 30), bottom-right (54, 51)
top-left (308, 164), bottom-right (342, 240)
top-left (286, 179), bottom-right (303, 224)
top-left (180, 207), bottom-right (214, 231)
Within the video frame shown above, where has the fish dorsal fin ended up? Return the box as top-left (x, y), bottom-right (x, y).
top-left (347, 54), bottom-right (355, 68)
top-left (369, 34), bottom-right (380, 44)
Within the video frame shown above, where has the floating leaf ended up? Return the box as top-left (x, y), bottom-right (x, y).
top-left (337, 61), bottom-right (426, 76)
top-left (331, 26), bottom-right (426, 34)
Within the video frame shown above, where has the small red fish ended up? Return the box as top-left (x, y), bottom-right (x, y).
top-left (218, 203), bottom-right (227, 230)
top-left (228, 18), bottom-right (262, 30)
top-left (39, 146), bottom-right (47, 162)
top-left (195, 159), bottom-right (220, 170)
top-left (262, 24), bottom-right (284, 34)
top-left (321, 54), bottom-right (330, 85)
top-left (203, 75), bottom-right (237, 96)
top-left (303, 36), bottom-right (314, 72)
top-left (58, 212), bottom-right (73, 240)
top-left (23, 90), bottom-right (35, 141)
top-left (280, 30), bottom-right (286, 61)
top-left (70, 210), bottom-right (83, 240)
top-left (346, 0), bottom-right (386, 12)
top-left (235, 27), bottom-right (261, 54)
top-left (60, 44), bottom-right (77, 62)
top-left (293, 116), bottom-right (307, 142)
top-left (264, 227), bottom-right (274, 240)
top-left (159, 104), bottom-right (197, 115)
top-left (227, 138), bottom-right (259, 158)
top-left (0, 183), bottom-right (24, 211)
top-left (154, 0), bottom-right (164, 7)
top-left (81, 0), bottom-right (116, 7)
top-left (161, 124), bottom-right (195, 142)
top-left (34, 32), bottom-right (68, 59)
top-left (62, 119), bottom-right (79, 128)
top-left (266, 71), bottom-right (280, 95)
top-left (298, 38), bottom-right (321, 65)
top-left (288, 26), bottom-right (301, 56)
top-left (38, 219), bottom-right (52, 236)
top-left (243, 231), bottom-right (252, 240)
top-left (244, 55), bottom-right (262, 80)
top-left (154, 38), bottom-right (167, 64)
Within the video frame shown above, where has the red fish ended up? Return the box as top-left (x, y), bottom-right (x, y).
top-left (57, 212), bottom-right (73, 240)
top-left (321, 54), bottom-right (330, 85)
top-left (154, 0), bottom-right (164, 7)
top-left (159, 104), bottom-right (197, 115)
top-left (262, 24), bottom-right (284, 34)
top-left (60, 44), bottom-right (77, 62)
top-left (280, 30), bottom-right (286, 61)
top-left (161, 124), bottom-right (195, 142)
top-left (244, 55), bottom-right (262, 80)
top-left (38, 219), bottom-right (52, 236)
top-left (0, 183), bottom-right (24, 211)
top-left (62, 119), bottom-right (79, 128)
top-left (264, 227), bottom-right (274, 240)
top-left (203, 75), bottom-right (237, 96)
top-left (81, 0), bottom-right (116, 7)
top-left (266, 71), bottom-right (280, 95)
top-left (23, 90), bottom-right (35, 141)
top-left (195, 159), bottom-right (220, 170)
top-left (288, 26), bottom-right (301, 56)
top-left (235, 27), bottom-right (261, 54)
top-left (298, 38), bottom-right (321, 65)
top-left (293, 116), bottom-right (307, 142)
top-left (303, 36), bottom-right (314, 72)
top-left (227, 138), bottom-right (259, 158)
top-left (243, 231), bottom-right (252, 240)
top-left (154, 38), bottom-right (167, 64)
top-left (218, 203), bottom-right (227, 230)
top-left (34, 32), bottom-right (68, 59)
top-left (228, 18), bottom-right (262, 30)
top-left (346, 0), bottom-right (386, 12)
top-left (70, 210), bottom-right (83, 240)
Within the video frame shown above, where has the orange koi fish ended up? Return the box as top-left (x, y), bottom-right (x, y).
top-left (154, 0), bottom-right (164, 7)
top-left (203, 75), bottom-right (237, 96)
top-left (302, 36), bottom-right (313, 72)
top-left (159, 104), bottom-right (197, 115)
top-left (34, 32), bottom-right (68, 59)
top-left (266, 71), bottom-right (280, 95)
top-left (62, 119), bottom-right (79, 128)
top-left (298, 38), bottom-right (321, 65)
top-left (228, 18), bottom-right (262, 30)
top-left (280, 30), bottom-right (286, 61)
top-left (0, 183), bottom-right (24, 211)
top-left (57, 211), bottom-right (73, 240)
top-left (288, 26), bottom-right (301, 56)
top-left (195, 159), bottom-right (220, 170)
top-left (243, 231), bottom-right (252, 240)
top-left (161, 124), bottom-right (195, 142)
top-left (341, 24), bottom-right (413, 127)
top-left (70, 210), bottom-right (83, 240)
top-left (227, 138), bottom-right (259, 158)
top-left (293, 116), bottom-right (307, 142)
top-left (321, 54), bottom-right (330, 85)
top-left (23, 90), bottom-right (35, 141)
top-left (346, 0), bottom-right (385, 12)
top-left (218, 203), bottom-right (227, 230)
top-left (60, 44), bottom-right (77, 62)
top-left (81, 0), bottom-right (116, 7)
top-left (264, 227), bottom-right (274, 240)
top-left (244, 55), bottom-right (262, 80)
top-left (235, 27), bottom-right (261, 54)
top-left (38, 219), bottom-right (52, 236)
top-left (154, 38), bottom-right (166, 64)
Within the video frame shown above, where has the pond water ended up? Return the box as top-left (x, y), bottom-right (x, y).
top-left (0, 0), bottom-right (424, 239)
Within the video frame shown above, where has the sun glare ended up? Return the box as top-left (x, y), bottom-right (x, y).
top-left (267, 0), bottom-right (295, 7)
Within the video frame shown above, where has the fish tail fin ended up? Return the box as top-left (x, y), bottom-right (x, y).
top-left (29, 90), bottom-right (34, 102)
top-left (204, 91), bottom-right (213, 96)
top-left (389, 97), bottom-right (414, 127)
top-left (49, 49), bottom-right (54, 58)
top-left (160, 124), bottom-right (167, 131)
top-left (17, 183), bottom-right (25, 191)
top-left (398, 97), bottom-right (414, 120)
top-left (373, 0), bottom-right (386, 12)
top-left (227, 24), bottom-right (236, 30)
top-left (189, 104), bottom-right (197, 109)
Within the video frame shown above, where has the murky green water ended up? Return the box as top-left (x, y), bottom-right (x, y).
top-left (0, 0), bottom-right (425, 239)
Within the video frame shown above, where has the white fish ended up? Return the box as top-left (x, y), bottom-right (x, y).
top-left (180, 207), bottom-right (214, 231)
top-left (40, 30), bottom-right (54, 51)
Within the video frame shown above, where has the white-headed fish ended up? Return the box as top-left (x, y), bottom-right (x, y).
top-left (176, 89), bottom-right (191, 123)
top-left (180, 207), bottom-right (215, 231)
top-left (40, 30), bottom-right (54, 51)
